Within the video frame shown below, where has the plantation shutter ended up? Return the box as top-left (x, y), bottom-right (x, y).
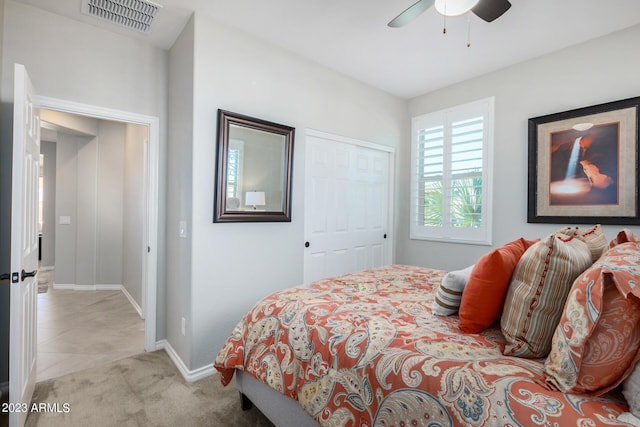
top-left (227, 147), bottom-right (239, 197)
top-left (419, 125), bottom-right (445, 227)
top-left (450, 116), bottom-right (484, 228)
top-left (411, 98), bottom-right (494, 244)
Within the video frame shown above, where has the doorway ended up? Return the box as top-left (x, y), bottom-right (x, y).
top-left (36, 111), bottom-right (149, 381)
top-left (36, 96), bottom-right (160, 354)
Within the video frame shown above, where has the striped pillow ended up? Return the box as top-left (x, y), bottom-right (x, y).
top-left (432, 265), bottom-right (474, 316)
top-left (500, 232), bottom-right (593, 358)
top-left (560, 224), bottom-right (607, 262)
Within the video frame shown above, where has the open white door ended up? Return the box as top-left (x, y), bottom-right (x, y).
top-left (9, 64), bottom-right (39, 427)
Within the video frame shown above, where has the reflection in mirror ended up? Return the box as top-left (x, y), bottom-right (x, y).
top-left (214, 110), bottom-right (295, 222)
top-left (226, 125), bottom-right (286, 212)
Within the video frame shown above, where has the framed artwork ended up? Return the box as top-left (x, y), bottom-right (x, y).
top-left (528, 96), bottom-right (640, 224)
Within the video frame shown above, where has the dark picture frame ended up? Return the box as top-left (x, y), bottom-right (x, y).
top-left (528, 96), bottom-right (640, 224)
top-left (214, 109), bottom-right (295, 223)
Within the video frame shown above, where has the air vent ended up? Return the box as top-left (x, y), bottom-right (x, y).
top-left (81, 0), bottom-right (162, 34)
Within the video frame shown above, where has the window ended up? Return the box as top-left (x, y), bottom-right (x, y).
top-left (226, 139), bottom-right (244, 200)
top-left (410, 97), bottom-right (494, 244)
top-left (227, 147), bottom-right (240, 197)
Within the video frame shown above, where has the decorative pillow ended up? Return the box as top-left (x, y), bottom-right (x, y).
top-left (617, 412), bottom-right (640, 427)
top-left (609, 228), bottom-right (637, 248)
top-left (560, 224), bottom-right (608, 262)
top-left (458, 238), bottom-right (538, 334)
top-left (623, 360), bottom-right (640, 421)
top-left (500, 232), bottom-right (593, 358)
top-left (432, 265), bottom-right (474, 316)
top-left (544, 242), bottom-right (640, 395)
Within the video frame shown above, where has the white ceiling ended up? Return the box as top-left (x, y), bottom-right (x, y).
top-left (13, 0), bottom-right (640, 99)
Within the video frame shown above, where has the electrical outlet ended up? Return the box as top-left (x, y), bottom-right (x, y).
top-left (181, 317), bottom-right (186, 336)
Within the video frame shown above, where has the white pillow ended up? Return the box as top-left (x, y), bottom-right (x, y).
top-left (618, 413), bottom-right (640, 427)
top-left (432, 264), bottom-right (474, 316)
top-left (623, 360), bottom-right (640, 419)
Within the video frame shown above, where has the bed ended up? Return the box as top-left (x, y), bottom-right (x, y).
top-left (214, 231), bottom-right (640, 427)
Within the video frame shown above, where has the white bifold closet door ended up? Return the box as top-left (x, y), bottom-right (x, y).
top-left (304, 130), bottom-right (393, 284)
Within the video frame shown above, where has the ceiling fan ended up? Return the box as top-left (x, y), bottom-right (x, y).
top-left (388, 0), bottom-right (511, 28)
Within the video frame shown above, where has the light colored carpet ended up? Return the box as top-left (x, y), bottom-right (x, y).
top-left (26, 350), bottom-right (274, 427)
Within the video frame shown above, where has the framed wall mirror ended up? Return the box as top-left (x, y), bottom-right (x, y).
top-left (214, 109), bottom-right (295, 222)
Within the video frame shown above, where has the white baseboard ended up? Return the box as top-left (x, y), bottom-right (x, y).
top-left (53, 283), bottom-right (122, 291)
top-left (52, 283), bottom-right (77, 290)
top-left (97, 284), bottom-right (124, 291)
top-left (120, 286), bottom-right (143, 318)
top-left (39, 265), bottom-right (55, 272)
top-left (156, 339), bottom-right (216, 383)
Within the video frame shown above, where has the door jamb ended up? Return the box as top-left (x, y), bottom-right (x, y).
top-left (36, 95), bottom-right (160, 352)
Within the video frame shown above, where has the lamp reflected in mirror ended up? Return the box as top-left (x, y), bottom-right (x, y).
top-left (245, 191), bottom-right (266, 210)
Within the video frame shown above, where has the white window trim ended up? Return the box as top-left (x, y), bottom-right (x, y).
top-left (410, 97), bottom-right (494, 245)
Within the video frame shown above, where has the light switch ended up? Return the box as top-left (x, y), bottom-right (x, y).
top-left (179, 220), bottom-right (187, 238)
top-left (59, 215), bottom-right (71, 225)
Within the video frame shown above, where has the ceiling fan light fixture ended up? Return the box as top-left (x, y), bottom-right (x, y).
top-left (435, 0), bottom-right (481, 16)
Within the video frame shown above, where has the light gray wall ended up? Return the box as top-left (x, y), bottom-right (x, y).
top-left (75, 136), bottom-right (98, 286)
top-left (54, 121), bottom-right (129, 287)
top-left (166, 14), bottom-right (194, 366)
top-left (123, 123), bottom-right (147, 306)
top-left (54, 134), bottom-right (84, 284)
top-left (1, 1), bottom-right (168, 117)
top-left (96, 121), bottom-right (125, 286)
top-left (40, 140), bottom-right (56, 267)
top-left (0, 0), bottom-right (4, 70)
top-left (2, 0), bottom-right (168, 340)
top-left (397, 24), bottom-right (640, 272)
top-left (188, 14), bottom-right (407, 369)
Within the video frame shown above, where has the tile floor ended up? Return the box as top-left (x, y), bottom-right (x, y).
top-left (36, 270), bottom-right (145, 382)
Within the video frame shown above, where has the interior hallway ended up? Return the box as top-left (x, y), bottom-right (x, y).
top-left (36, 270), bottom-right (145, 382)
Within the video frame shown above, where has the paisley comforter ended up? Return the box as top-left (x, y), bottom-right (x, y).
top-left (214, 265), bottom-right (630, 426)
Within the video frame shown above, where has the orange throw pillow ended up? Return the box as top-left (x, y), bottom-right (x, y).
top-left (458, 238), bottom-right (537, 334)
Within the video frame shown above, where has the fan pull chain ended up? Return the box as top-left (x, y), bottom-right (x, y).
top-left (442, 0), bottom-right (447, 34)
top-left (467, 11), bottom-right (471, 47)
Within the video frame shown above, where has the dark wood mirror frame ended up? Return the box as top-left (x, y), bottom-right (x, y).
top-left (214, 109), bottom-right (295, 222)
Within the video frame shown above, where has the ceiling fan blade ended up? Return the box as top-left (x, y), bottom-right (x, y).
top-left (472, 0), bottom-right (511, 22)
top-left (388, 0), bottom-right (436, 28)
